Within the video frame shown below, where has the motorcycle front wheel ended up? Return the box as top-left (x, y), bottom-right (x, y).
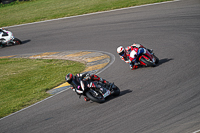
top-left (140, 56), bottom-right (156, 67)
top-left (154, 55), bottom-right (159, 64)
top-left (112, 86), bottom-right (120, 96)
top-left (86, 90), bottom-right (105, 103)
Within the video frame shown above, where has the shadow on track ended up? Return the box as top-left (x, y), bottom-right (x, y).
top-left (22, 39), bottom-right (31, 44)
top-left (0, 40), bottom-right (31, 49)
top-left (103, 89), bottom-right (133, 103)
top-left (86, 89), bottom-right (132, 104)
top-left (119, 89), bottom-right (133, 96)
top-left (157, 58), bottom-right (173, 66)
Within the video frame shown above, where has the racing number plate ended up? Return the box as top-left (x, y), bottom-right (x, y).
top-left (103, 90), bottom-right (111, 98)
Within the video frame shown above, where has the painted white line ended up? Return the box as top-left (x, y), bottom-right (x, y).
top-left (96, 51), bottom-right (115, 75)
top-left (5, 0), bottom-right (180, 28)
top-left (193, 129), bottom-right (200, 133)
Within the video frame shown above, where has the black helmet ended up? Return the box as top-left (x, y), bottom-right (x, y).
top-left (65, 73), bottom-right (74, 84)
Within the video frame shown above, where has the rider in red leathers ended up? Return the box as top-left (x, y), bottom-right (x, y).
top-left (65, 73), bottom-right (110, 101)
top-left (117, 43), bottom-right (153, 70)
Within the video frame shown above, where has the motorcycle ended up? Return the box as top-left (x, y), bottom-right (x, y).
top-left (139, 49), bottom-right (159, 67)
top-left (0, 28), bottom-right (22, 48)
top-left (130, 48), bottom-right (159, 67)
top-left (78, 80), bottom-right (120, 103)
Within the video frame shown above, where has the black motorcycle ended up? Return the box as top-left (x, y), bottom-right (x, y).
top-left (76, 80), bottom-right (120, 103)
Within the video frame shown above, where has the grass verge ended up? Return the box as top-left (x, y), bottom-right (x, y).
top-left (0, 0), bottom-right (171, 27)
top-left (0, 58), bottom-right (85, 118)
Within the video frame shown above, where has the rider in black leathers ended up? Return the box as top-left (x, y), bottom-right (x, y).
top-left (65, 73), bottom-right (110, 101)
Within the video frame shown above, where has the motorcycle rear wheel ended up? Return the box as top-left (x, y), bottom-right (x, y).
top-left (140, 56), bottom-right (156, 67)
top-left (86, 90), bottom-right (105, 103)
top-left (13, 38), bottom-right (22, 45)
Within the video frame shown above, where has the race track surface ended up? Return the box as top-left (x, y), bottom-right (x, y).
top-left (0, 0), bottom-right (200, 132)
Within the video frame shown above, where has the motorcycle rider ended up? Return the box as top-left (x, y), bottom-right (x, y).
top-left (65, 73), bottom-right (110, 101)
top-left (0, 28), bottom-right (8, 36)
top-left (117, 43), bottom-right (153, 70)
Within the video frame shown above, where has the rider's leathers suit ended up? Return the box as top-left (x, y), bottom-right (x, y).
top-left (119, 44), bottom-right (147, 70)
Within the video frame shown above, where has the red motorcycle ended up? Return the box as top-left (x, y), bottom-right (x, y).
top-left (130, 48), bottom-right (159, 67)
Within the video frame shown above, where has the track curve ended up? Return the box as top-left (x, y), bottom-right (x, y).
top-left (0, 0), bottom-right (200, 133)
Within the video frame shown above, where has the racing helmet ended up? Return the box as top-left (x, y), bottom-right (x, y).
top-left (117, 46), bottom-right (126, 56)
top-left (65, 73), bottom-right (74, 84)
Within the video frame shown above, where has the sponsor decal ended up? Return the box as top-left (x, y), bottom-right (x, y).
top-left (103, 90), bottom-right (111, 98)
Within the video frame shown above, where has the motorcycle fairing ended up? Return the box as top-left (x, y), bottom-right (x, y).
top-left (103, 90), bottom-right (111, 98)
top-left (88, 81), bottom-right (111, 98)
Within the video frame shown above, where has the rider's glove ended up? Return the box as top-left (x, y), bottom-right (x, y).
top-left (77, 73), bottom-right (82, 77)
top-left (86, 73), bottom-right (90, 77)
top-left (125, 60), bottom-right (131, 63)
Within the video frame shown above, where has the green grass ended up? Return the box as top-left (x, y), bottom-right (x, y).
top-left (0, 58), bottom-right (85, 118)
top-left (0, 0), bottom-right (171, 27)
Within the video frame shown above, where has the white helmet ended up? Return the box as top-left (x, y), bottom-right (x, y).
top-left (117, 46), bottom-right (125, 56)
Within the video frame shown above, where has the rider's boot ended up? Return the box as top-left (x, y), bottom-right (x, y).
top-left (130, 63), bottom-right (138, 70)
top-left (129, 62), bottom-right (137, 70)
top-left (84, 97), bottom-right (90, 101)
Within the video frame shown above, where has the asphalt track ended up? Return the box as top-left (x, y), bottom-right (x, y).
top-left (0, 0), bottom-right (200, 132)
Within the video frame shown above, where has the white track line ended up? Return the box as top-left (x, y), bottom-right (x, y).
top-left (6, 0), bottom-right (180, 28)
top-left (193, 129), bottom-right (200, 133)
top-left (1, 0), bottom-right (180, 121)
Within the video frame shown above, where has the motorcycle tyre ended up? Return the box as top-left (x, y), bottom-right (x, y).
top-left (140, 56), bottom-right (156, 67)
top-left (85, 90), bottom-right (105, 103)
top-left (112, 86), bottom-right (120, 96)
top-left (0, 43), bottom-right (6, 48)
top-left (13, 38), bottom-right (22, 45)
top-left (154, 55), bottom-right (159, 64)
